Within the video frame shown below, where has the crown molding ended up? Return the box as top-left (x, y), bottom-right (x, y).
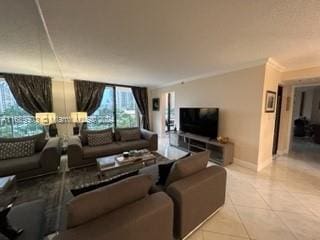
top-left (153, 58), bottom-right (272, 89)
top-left (266, 58), bottom-right (286, 72)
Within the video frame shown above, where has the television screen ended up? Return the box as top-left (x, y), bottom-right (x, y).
top-left (179, 108), bottom-right (219, 138)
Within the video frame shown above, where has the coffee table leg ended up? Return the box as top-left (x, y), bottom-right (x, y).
top-left (99, 171), bottom-right (104, 180)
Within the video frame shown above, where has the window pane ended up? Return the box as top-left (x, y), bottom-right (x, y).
top-left (116, 87), bottom-right (139, 128)
top-left (0, 78), bottom-right (43, 138)
top-left (88, 86), bottom-right (114, 130)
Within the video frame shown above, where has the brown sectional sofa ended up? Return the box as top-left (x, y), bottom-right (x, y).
top-left (55, 175), bottom-right (174, 240)
top-left (67, 128), bottom-right (158, 168)
top-left (0, 133), bottom-right (61, 180)
top-left (57, 151), bottom-right (226, 240)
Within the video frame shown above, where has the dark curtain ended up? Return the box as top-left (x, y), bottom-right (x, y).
top-left (131, 87), bottom-right (150, 130)
top-left (3, 73), bottom-right (53, 115)
top-left (74, 80), bottom-right (106, 115)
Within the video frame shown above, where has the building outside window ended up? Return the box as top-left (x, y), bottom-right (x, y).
top-left (0, 78), bottom-right (43, 137)
top-left (88, 86), bottom-right (139, 130)
top-left (116, 87), bottom-right (139, 128)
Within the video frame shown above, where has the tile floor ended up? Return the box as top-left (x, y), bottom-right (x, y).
top-left (158, 136), bottom-right (320, 240)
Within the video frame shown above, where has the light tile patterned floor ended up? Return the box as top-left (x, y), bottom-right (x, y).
top-left (158, 136), bottom-right (320, 240)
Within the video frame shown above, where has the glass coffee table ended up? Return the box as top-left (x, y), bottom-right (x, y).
top-left (97, 150), bottom-right (157, 179)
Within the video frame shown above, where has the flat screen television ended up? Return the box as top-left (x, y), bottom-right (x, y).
top-left (179, 108), bottom-right (219, 139)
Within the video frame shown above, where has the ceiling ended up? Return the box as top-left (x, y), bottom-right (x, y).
top-left (1, 0), bottom-right (320, 87)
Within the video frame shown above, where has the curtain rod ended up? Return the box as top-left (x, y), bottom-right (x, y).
top-left (0, 73), bottom-right (147, 89)
top-left (0, 72), bottom-right (50, 78)
top-left (0, 72), bottom-right (147, 88)
top-left (75, 79), bottom-right (147, 89)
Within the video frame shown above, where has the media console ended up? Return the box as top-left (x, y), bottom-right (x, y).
top-left (169, 131), bottom-right (234, 166)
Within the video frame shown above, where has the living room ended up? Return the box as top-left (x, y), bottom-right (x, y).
top-left (1, 1), bottom-right (320, 240)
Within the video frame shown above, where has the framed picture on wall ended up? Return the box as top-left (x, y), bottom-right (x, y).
top-left (265, 91), bottom-right (276, 113)
top-left (152, 98), bottom-right (160, 111)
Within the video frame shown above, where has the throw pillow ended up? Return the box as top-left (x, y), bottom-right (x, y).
top-left (115, 127), bottom-right (140, 141)
top-left (165, 151), bottom-right (209, 186)
top-left (156, 161), bottom-right (175, 185)
top-left (87, 132), bottom-right (113, 146)
top-left (0, 140), bottom-right (35, 160)
top-left (80, 128), bottom-right (113, 146)
top-left (0, 131), bottom-right (47, 153)
top-left (119, 128), bottom-right (141, 142)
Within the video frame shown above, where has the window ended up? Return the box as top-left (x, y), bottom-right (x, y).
top-left (0, 78), bottom-right (43, 138)
top-left (88, 86), bottom-right (139, 130)
top-left (116, 87), bottom-right (139, 128)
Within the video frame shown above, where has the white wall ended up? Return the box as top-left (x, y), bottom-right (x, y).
top-left (278, 85), bottom-right (293, 154)
top-left (150, 65), bottom-right (266, 167)
top-left (52, 79), bottom-right (77, 137)
top-left (257, 63), bottom-right (281, 170)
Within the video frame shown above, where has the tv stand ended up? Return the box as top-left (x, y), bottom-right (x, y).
top-left (169, 131), bottom-right (234, 166)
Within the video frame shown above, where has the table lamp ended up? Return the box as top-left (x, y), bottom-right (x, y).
top-left (35, 112), bottom-right (57, 138)
top-left (70, 112), bottom-right (87, 135)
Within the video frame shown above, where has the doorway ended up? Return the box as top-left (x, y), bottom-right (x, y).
top-left (165, 92), bottom-right (175, 132)
top-left (289, 85), bottom-right (320, 152)
top-left (273, 86), bottom-right (283, 155)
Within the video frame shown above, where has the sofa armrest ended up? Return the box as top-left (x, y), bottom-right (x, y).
top-left (166, 166), bottom-right (226, 239)
top-left (140, 129), bottom-right (158, 151)
top-left (68, 136), bottom-right (82, 148)
top-left (40, 137), bottom-right (61, 171)
top-left (67, 136), bottom-right (83, 168)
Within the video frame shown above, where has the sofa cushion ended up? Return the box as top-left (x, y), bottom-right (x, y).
top-left (117, 139), bottom-right (149, 152)
top-left (0, 140), bottom-right (35, 160)
top-left (165, 151), bottom-right (209, 186)
top-left (115, 128), bottom-right (140, 141)
top-left (82, 143), bottom-right (122, 159)
top-left (80, 128), bottom-right (113, 146)
top-left (0, 153), bottom-right (40, 175)
top-left (87, 131), bottom-right (113, 146)
top-left (0, 131), bottom-right (47, 153)
top-left (67, 174), bottom-right (153, 228)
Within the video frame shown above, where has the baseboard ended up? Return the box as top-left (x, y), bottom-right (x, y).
top-left (276, 149), bottom-right (288, 156)
top-left (233, 158), bottom-right (258, 171)
top-left (257, 156), bottom-right (273, 172)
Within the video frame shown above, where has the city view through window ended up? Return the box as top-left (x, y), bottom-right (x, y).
top-left (89, 86), bottom-right (139, 130)
top-left (0, 78), bottom-right (139, 137)
top-left (0, 78), bottom-right (43, 137)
